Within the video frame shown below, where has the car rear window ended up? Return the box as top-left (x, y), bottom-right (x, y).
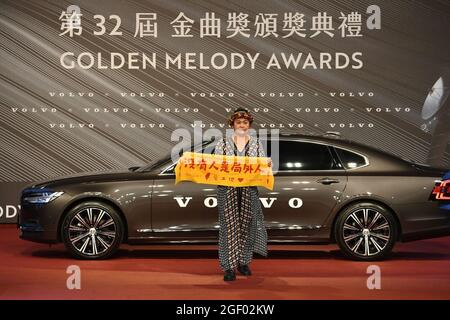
top-left (334, 147), bottom-right (367, 169)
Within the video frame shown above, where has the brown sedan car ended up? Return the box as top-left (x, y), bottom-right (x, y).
top-left (18, 133), bottom-right (450, 260)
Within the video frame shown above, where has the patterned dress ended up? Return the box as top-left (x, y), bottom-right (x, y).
top-left (214, 134), bottom-right (269, 271)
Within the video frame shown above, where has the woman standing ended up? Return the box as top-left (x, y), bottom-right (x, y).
top-left (214, 107), bottom-right (269, 281)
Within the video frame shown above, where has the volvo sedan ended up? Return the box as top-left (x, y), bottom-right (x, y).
top-left (18, 133), bottom-right (450, 261)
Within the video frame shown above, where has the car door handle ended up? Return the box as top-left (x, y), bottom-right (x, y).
top-left (317, 177), bottom-right (340, 185)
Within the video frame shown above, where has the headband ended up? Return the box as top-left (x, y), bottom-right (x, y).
top-left (228, 110), bottom-right (254, 126)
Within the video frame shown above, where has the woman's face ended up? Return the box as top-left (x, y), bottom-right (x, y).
top-left (232, 117), bottom-right (250, 136)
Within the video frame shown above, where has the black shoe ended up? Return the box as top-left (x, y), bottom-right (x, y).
top-left (224, 269), bottom-right (236, 281)
top-left (237, 264), bottom-right (252, 276)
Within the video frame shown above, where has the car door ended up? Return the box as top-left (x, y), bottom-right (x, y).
top-left (259, 139), bottom-right (347, 238)
top-left (150, 142), bottom-right (220, 235)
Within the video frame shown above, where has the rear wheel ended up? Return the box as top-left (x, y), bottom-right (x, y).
top-left (335, 202), bottom-right (397, 261)
top-left (61, 201), bottom-right (123, 259)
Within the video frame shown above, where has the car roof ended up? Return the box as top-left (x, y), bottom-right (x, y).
top-left (260, 132), bottom-right (370, 150)
top-left (261, 132), bottom-right (411, 163)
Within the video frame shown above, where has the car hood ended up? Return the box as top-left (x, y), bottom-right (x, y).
top-left (23, 169), bottom-right (143, 190)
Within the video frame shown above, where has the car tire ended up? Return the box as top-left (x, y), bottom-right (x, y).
top-left (335, 202), bottom-right (397, 261)
top-left (61, 201), bottom-right (123, 259)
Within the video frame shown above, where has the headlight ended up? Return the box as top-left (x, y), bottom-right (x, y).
top-left (22, 191), bottom-right (64, 204)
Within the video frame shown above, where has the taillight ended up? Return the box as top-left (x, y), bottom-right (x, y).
top-left (429, 179), bottom-right (450, 200)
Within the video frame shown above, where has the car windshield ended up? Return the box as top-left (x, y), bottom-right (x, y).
top-left (136, 139), bottom-right (215, 172)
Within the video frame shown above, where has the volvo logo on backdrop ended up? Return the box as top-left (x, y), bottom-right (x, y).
top-left (0, 204), bottom-right (20, 220)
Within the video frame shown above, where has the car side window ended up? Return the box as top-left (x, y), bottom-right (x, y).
top-left (265, 140), bottom-right (336, 171)
top-left (334, 147), bottom-right (367, 169)
top-left (162, 140), bottom-right (342, 173)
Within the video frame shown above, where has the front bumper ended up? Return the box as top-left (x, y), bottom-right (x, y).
top-left (19, 224), bottom-right (59, 244)
top-left (18, 197), bottom-right (67, 244)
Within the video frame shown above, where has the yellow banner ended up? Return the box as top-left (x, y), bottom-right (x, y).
top-left (175, 151), bottom-right (274, 190)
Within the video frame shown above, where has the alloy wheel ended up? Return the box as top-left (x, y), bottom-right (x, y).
top-left (341, 208), bottom-right (391, 257)
top-left (68, 207), bottom-right (117, 256)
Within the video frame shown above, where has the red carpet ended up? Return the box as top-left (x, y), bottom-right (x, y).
top-left (0, 225), bottom-right (449, 299)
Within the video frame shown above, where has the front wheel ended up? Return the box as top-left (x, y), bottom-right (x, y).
top-left (335, 202), bottom-right (397, 261)
top-left (61, 201), bottom-right (124, 259)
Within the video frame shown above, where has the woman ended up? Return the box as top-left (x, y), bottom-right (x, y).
top-left (214, 107), bottom-right (269, 281)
